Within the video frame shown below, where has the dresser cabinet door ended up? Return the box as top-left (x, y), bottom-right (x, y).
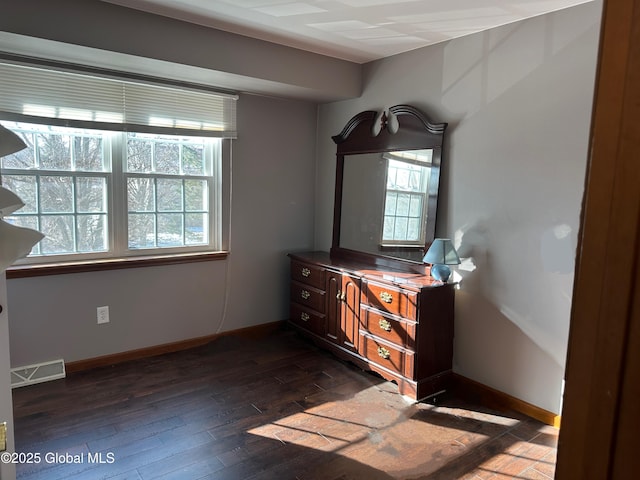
top-left (326, 271), bottom-right (360, 354)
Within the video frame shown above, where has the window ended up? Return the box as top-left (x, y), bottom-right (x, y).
top-left (381, 150), bottom-right (433, 246)
top-left (0, 60), bottom-right (236, 266)
top-left (125, 132), bottom-right (218, 251)
top-left (1, 122), bottom-right (221, 262)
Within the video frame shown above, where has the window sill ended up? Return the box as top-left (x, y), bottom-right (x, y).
top-left (5, 251), bottom-right (229, 279)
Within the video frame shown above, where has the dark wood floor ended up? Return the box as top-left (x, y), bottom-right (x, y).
top-left (12, 327), bottom-right (558, 479)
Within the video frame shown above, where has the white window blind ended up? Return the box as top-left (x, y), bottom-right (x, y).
top-left (0, 62), bottom-right (237, 138)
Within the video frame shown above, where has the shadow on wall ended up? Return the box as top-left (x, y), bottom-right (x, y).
top-left (436, 4), bottom-right (600, 415)
top-left (441, 4), bottom-right (600, 119)
top-left (449, 219), bottom-right (569, 412)
top-left (452, 219), bottom-right (573, 369)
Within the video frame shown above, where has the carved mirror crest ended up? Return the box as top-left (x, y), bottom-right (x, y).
top-left (331, 105), bottom-right (447, 270)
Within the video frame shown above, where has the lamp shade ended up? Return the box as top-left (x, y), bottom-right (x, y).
top-left (0, 124), bottom-right (42, 271)
top-left (0, 220), bottom-right (44, 272)
top-left (0, 185), bottom-right (25, 216)
top-left (423, 238), bottom-right (461, 265)
top-left (0, 124), bottom-right (27, 157)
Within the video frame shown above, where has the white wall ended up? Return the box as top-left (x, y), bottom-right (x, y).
top-left (7, 93), bottom-right (318, 366)
top-left (315, 2), bottom-right (602, 414)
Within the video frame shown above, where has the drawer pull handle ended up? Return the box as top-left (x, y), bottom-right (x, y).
top-left (380, 291), bottom-right (393, 303)
top-left (377, 346), bottom-right (391, 360)
top-left (301, 290), bottom-right (311, 300)
top-left (301, 267), bottom-right (311, 277)
top-left (379, 319), bottom-right (392, 332)
top-left (336, 290), bottom-right (347, 302)
top-left (301, 312), bottom-right (310, 321)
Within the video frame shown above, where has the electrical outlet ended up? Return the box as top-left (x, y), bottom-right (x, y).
top-left (97, 306), bottom-right (109, 324)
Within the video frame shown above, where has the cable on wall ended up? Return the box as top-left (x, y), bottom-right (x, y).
top-left (215, 140), bottom-right (233, 334)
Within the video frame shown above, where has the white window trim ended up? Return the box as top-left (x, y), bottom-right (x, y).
top-left (2, 123), bottom-right (228, 266)
top-left (0, 59), bottom-right (235, 272)
top-left (380, 153), bottom-right (432, 247)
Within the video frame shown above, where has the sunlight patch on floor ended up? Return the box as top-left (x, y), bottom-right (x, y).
top-left (246, 384), bottom-right (529, 477)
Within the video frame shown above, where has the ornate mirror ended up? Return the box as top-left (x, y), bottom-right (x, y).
top-left (330, 105), bottom-right (447, 271)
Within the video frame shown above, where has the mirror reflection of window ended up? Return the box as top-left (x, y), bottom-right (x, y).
top-left (382, 150), bottom-right (433, 246)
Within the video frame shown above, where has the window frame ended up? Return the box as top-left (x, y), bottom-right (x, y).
top-left (0, 58), bottom-right (236, 276)
top-left (380, 154), bottom-right (432, 248)
top-left (1, 121), bottom-right (229, 269)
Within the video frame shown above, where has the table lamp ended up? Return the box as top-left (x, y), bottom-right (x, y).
top-left (423, 238), bottom-right (460, 282)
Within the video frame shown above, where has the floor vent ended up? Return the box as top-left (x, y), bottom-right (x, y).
top-left (11, 359), bottom-right (66, 388)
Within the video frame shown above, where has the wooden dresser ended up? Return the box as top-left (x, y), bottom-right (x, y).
top-left (289, 251), bottom-right (455, 400)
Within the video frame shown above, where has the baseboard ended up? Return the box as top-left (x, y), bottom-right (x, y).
top-left (65, 320), bottom-right (286, 374)
top-left (452, 373), bottom-right (561, 428)
top-left (64, 326), bottom-right (559, 429)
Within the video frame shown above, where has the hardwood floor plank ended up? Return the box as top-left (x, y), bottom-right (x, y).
top-left (12, 329), bottom-right (559, 480)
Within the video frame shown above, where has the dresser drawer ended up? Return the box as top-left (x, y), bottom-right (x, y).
top-left (361, 306), bottom-right (416, 350)
top-left (363, 281), bottom-right (418, 320)
top-left (291, 260), bottom-right (326, 290)
top-left (291, 281), bottom-right (325, 313)
top-left (290, 303), bottom-right (325, 337)
top-left (360, 334), bottom-right (415, 379)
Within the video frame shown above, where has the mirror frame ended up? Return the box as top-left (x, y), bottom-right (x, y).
top-left (330, 104), bottom-right (447, 272)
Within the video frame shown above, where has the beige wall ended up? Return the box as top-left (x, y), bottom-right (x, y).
top-left (0, 0), bottom-right (360, 102)
top-left (315, 2), bottom-right (602, 414)
top-left (1, 0), bottom-right (602, 419)
top-left (2, 0), bottom-right (324, 368)
top-left (7, 93), bottom-right (317, 367)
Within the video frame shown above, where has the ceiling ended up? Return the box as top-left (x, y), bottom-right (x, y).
top-left (101, 0), bottom-right (592, 63)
